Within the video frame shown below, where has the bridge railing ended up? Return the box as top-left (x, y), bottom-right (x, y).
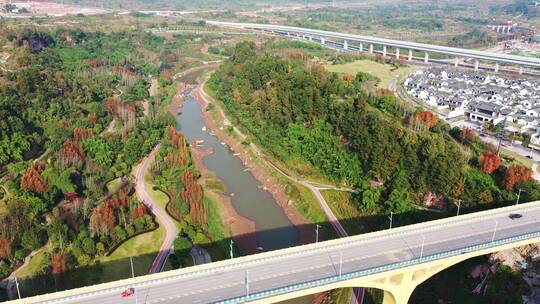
top-left (219, 229), bottom-right (540, 303)
top-left (10, 201), bottom-right (540, 304)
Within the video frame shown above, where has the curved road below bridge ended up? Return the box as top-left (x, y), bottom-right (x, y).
top-left (135, 143), bottom-right (179, 274)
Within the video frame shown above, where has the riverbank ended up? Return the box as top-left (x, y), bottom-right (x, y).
top-left (190, 147), bottom-right (259, 254)
top-left (191, 85), bottom-right (314, 248)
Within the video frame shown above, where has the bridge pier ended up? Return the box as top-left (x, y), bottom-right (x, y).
top-left (383, 45), bottom-right (387, 57)
top-left (519, 67), bottom-right (524, 75)
top-left (474, 60), bottom-right (479, 71)
top-left (359, 42), bottom-right (363, 52)
top-left (395, 48), bottom-right (400, 59)
top-left (408, 49), bottom-right (412, 61)
top-left (344, 40), bottom-right (348, 50)
top-left (370, 44), bottom-right (374, 54)
top-left (321, 37), bottom-right (325, 45)
top-left (308, 35), bottom-right (312, 42)
top-left (424, 52), bottom-right (429, 63)
top-left (495, 63), bottom-right (499, 73)
top-left (454, 57), bottom-right (459, 67)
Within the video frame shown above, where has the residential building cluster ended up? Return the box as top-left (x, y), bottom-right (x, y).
top-left (404, 68), bottom-right (540, 133)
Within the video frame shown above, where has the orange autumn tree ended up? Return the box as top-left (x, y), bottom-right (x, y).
top-left (132, 204), bottom-right (147, 219)
top-left (89, 203), bottom-right (116, 238)
top-left (52, 253), bottom-right (68, 276)
top-left (0, 236), bottom-right (12, 260)
top-left (181, 171), bottom-right (207, 225)
top-left (73, 128), bottom-right (94, 141)
top-left (21, 162), bottom-right (48, 194)
top-left (460, 128), bottom-right (477, 145)
top-left (342, 74), bottom-right (355, 83)
top-left (504, 165), bottom-right (532, 190)
top-left (59, 139), bottom-right (85, 169)
top-left (166, 126), bottom-right (189, 167)
top-left (416, 111), bottom-right (439, 129)
top-left (479, 152), bottom-right (501, 174)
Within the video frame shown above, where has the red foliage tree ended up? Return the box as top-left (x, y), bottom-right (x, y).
top-left (504, 165), bottom-right (532, 190)
top-left (181, 171), bottom-right (207, 225)
top-left (89, 203), bottom-right (116, 237)
top-left (460, 128), bottom-right (477, 145)
top-left (87, 113), bottom-right (97, 126)
top-left (416, 111), bottom-right (439, 129)
top-left (21, 163), bottom-right (48, 194)
top-left (59, 139), bottom-right (85, 168)
top-left (166, 126), bottom-right (189, 166)
top-left (342, 74), bottom-right (355, 83)
top-left (116, 189), bottom-right (128, 207)
top-left (0, 236), bottom-right (12, 260)
top-left (73, 128), bottom-right (94, 141)
top-left (479, 152), bottom-right (501, 174)
top-left (376, 88), bottom-right (395, 96)
top-left (52, 253), bottom-right (68, 275)
top-left (132, 204), bottom-right (147, 219)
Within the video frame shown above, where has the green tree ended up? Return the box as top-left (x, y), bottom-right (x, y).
top-left (82, 137), bottom-right (114, 167)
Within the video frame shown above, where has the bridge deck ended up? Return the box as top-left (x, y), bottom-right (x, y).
top-left (10, 201), bottom-right (540, 304)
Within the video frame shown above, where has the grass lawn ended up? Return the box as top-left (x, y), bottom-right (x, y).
top-left (500, 148), bottom-right (533, 168)
top-left (17, 249), bottom-right (48, 279)
top-left (325, 59), bottom-right (415, 88)
top-left (105, 177), bottom-right (123, 193)
top-left (98, 220), bottom-right (169, 278)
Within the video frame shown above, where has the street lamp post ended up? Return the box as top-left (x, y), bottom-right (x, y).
top-left (491, 220), bottom-right (499, 243)
top-left (420, 235), bottom-right (426, 259)
top-left (456, 199), bottom-right (462, 216)
top-left (245, 270), bottom-right (250, 296)
top-left (389, 212), bottom-right (394, 229)
top-left (315, 224), bottom-right (321, 243)
top-left (130, 257), bottom-right (139, 304)
top-left (339, 251), bottom-right (343, 276)
top-left (516, 188), bottom-right (524, 205)
top-left (14, 276), bottom-right (21, 300)
top-left (230, 239), bottom-right (234, 259)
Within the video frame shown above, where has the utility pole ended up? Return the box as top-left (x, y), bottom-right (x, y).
top-left (491, 220), bottom-right (499, 243)
top-left (456, 199), bottom-right (462, 216)
top-left (230, 239), bottom-right (234, 259)
top-left (389, 212), bottom-right (393, 229)
top-left (315, 224), bottom-right (321, 243)
top-left (529, 146), bottom-right (534, 160)
top-left (14, 276), bottom-right (21, 299)
top-left (516, 188), bottom-right (524, 205)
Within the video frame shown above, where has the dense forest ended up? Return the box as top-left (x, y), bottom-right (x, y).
top-left (208, 41), bottom-right (540, 217)
top-left (0, 27), bottom-right (179, 293)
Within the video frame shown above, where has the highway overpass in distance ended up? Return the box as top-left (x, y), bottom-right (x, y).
top-left (207, 21), bottom-right (540, 74)
top-left (7, 201), bottom-right (540, 304)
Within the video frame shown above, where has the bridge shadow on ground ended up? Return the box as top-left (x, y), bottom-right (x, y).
top-left (7, 201), bottom-right (523, 303)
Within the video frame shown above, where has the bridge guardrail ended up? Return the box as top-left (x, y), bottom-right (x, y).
top-left (17, 201), bottom-right (540, 304)
top-left (218, 229), bottom-right (540, 303)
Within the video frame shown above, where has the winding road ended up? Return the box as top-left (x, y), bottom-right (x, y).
top-left (135, 143), bottom-right (179, 274)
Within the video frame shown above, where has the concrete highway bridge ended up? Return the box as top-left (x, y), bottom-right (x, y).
top-left (207, 21), bottom-right (540, 75)
top-left (7, 201), bottom-right (540, 304)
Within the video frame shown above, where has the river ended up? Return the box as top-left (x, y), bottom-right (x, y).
top-left (177, 93), bottom-right (313, 304)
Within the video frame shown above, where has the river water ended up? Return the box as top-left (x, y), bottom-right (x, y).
top-left (177, 94), bottom-right (312, 304)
